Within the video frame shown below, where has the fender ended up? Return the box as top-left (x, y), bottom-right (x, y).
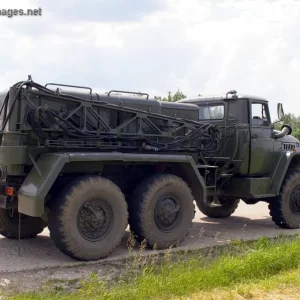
top-left (270, 151), bottom-right (300, 195)
top-left (18, 152), bottom-right (206, 217)
top-left (18, 153), bottom-right (70, 217)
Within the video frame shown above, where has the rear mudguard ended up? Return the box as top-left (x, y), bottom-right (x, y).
top-left (18, 152), bottom-right (206, 217)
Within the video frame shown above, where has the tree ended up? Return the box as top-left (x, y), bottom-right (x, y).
top-left (155, 89), bottom-right (202, 102)
top-left (155, 89), bottom-right (186, 102)
top-left (293, 128), bottom-right (300, 141)
top-left (274, 113), bottom-right (300, 140)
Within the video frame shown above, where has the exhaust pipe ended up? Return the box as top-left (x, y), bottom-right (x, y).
top-left (275, 124), bottom-right (292, 138)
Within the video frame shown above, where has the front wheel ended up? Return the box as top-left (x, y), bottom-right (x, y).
top-left (196, 196), bottom-right (240, 218)
top-left (48, 176), bottom-right (128, 261)
top-left (128, 174), bottom-right (194, 249)
top-left (269, 171), bottom-right (300, 229)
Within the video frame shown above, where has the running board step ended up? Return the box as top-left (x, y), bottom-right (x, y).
top-left (196, 164), bottom-right (218, 169)
top-left (220, 173), bottom-right (234, 178)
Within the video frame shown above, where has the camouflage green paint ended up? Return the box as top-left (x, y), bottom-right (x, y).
top-left (1, 79), bottom-right (300, 216)
top-left (18, 153), bottom-right (69, 216)
top-left (17, 152), bottom-right (206, 217)
top-left (0, 146), bottom-right (26, 165)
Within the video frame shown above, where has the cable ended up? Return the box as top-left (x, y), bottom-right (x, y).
top-left (1, 78), bottom-right (226, 159)
top-left (27, 105), bottom-right (221, 155)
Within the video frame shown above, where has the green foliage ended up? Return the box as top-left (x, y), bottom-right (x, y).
top-left (154, 90), bottom-right (201, 102)
top-left (154, 89), bottom-right (186, 102)
top-left (293, 129), bottom-right (300, 141)
top-left (274, 113), bottom-right (300, 140)
top-left (9, 235), bottom-right (300, 300)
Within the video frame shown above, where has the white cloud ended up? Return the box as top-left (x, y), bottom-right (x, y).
top-left (0, 0), bottom-right (300, 119)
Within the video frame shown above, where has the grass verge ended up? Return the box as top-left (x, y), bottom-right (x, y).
top-left (6, 234), bottom-right (300, 300)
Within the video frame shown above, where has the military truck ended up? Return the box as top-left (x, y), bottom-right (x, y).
top-left (0, 76), bottom-right (298, 261)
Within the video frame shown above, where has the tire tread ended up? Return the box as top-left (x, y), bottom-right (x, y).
top-left (0, 208), bottom-right (46, 239)
top-left (48, 176), bottom-right (128, 260)
top-left (269, 171), bottom-right (300, 229)
top-left (128, 173), bottom-right (194, 249)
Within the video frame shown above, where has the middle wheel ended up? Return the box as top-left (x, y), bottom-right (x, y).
top-left (48, 175), bottom-right (128, 261)
top-left (128, 174), bottom-right (194, 249)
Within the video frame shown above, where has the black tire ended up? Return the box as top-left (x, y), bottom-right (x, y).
top-left (0, 208), bottom-right (46, 239)
top-left (128, 174), bottom-right (194, 249)
top-left (269, 171), bottom-right (300, 229)
top-left (48, 176), bottom-right (128, 261)
top-left (196, 196), bottom-right (240, 218)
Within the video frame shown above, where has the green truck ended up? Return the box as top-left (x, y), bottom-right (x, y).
top-left (0, 76), bottom-right (298, 261)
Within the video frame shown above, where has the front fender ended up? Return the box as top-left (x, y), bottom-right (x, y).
top-left (270, 151), bottom-right (300, 195)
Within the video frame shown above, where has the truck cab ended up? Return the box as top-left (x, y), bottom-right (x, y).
top-left (177, 92), bottom-right (300, 213)
top-left (178, 92), bottom-right (300, 178)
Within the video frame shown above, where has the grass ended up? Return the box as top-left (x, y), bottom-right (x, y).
top-left (6, 234), bottom-right (300, 300)
top-left (187, 267), bottom-right (300, 299)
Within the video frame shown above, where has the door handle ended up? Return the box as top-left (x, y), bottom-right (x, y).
top-left (251, 134), bottom-right (258, 139)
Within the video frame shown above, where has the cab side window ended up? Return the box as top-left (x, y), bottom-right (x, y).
top-left (199, 104), bottom-right (224, 120)
top-left (251, 103), bottom-right (269, 126)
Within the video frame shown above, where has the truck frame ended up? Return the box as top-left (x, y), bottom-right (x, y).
top-left (0, 76), bottom-right (298, 260)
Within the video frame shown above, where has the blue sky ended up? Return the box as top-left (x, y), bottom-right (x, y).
top-left (0, 0), bottom-right (300, 119)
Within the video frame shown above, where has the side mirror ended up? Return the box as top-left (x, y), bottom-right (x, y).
top-left (277, 103), bottom-right (284, 120)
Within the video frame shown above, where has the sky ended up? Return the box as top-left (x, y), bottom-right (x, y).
top-left (0, 0), bottom-right (299, 120)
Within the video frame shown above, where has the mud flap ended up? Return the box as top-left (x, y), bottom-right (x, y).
top-left (18, 153), bottom-right (69, 217)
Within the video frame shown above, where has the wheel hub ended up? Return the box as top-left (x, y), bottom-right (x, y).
top-left (155, 196), bottom-right (181, 232)
top-left (77, 199), bottom-right (112, 241)
top-left (290, 189), bottom-right (300, 214)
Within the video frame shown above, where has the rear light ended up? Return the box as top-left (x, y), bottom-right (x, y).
top-left (4, 186), bottom-right (14, 196)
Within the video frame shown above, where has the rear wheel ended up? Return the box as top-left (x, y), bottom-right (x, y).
top-left (128, 174), bottom-right (194, 249)
top-left (48, 176), bottom-right (128, 261)
top-left (196, 196), bottom-right (240, 218)
top-left (269, 171), bottom-right (300, 228)
top-left (0, 208), bottom-right (46, 239)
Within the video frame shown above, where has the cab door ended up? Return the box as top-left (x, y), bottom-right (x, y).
top-left (249, 100), bottom-right (274, 176)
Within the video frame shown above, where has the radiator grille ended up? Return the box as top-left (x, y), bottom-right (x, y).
top-left (283, 143), bottom-right (296, 151)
